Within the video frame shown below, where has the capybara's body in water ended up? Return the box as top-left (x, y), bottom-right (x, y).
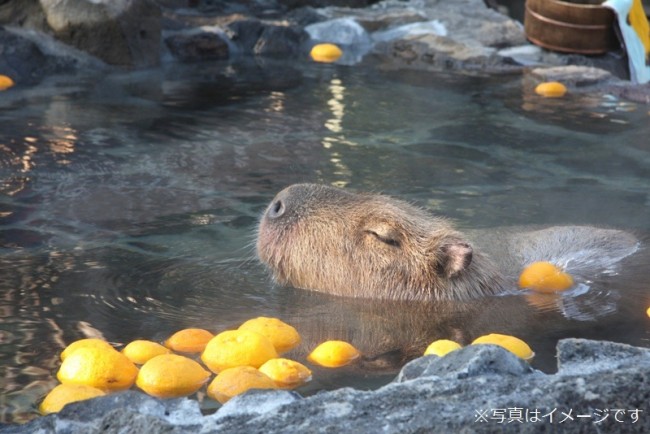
top-left (257, 183), bottom-right (640, 301)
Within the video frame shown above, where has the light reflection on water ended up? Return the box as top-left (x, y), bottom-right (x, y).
top-left (0, 58), bottom-right (649, 423)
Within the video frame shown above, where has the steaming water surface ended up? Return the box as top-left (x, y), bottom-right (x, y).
top-left (1, 59), bottom-right (649, 423)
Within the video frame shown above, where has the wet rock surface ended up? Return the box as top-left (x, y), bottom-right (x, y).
top-left (0, 0), bottom-right (644, 90)
top-left (0, 27), bottom-right (101, 84)
top-left (1, 0), bottom-right (649, 100)
top-left (4, 339), bottom-right (649, 433)
top-left (1, 0), bottom-right (161, 68)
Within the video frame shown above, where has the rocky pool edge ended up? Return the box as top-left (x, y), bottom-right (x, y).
top-left (2, 338), bottom-right (648, 433)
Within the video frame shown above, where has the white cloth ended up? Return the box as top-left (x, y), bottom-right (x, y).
top-left (603, 0), bottom-right (650, 84)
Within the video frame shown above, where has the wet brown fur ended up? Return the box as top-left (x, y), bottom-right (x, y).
top-left (257, 183), bottom-right (504, 301)
top-left (257, 184), bottom-right (641, 303)
top-left (256, 184), bottom-right (646, 367)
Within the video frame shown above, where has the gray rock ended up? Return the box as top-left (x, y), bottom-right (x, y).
top-left (397, 344), bottom-right (535, 382)
top-left (375, 33), bottom-right (511, 72)
top-left (0, 27), bottom-right (95, 84)
top-left (556, 338), bottom-right (650, 375)
top-left (305, 17), bottom-right (372, 46)
top-left (0, 27), bottom-right (55, 84)
top-left (322, 0), bottom-right (526, 47)
top-left (285, 6), bottom-right (328, 26)
top-left (361, 0), bottom-right (526, 71)
top-left (38, 0), bottom-right (162, 67)
top-left (530, 66), bottom-right (614, 87)
top-left (165, 28), bottom-right (230, 62)
top-left (0, 0), bottom-right (46, 29)
top-left (253, 23), bottom-right (308, 57)
top-left (224, 18), bottom-right (308, 57)
top-left (600, 84), bottom-right (650, 104)
top-left (372, 20), bottom-right (447, 43)
top-left (7, 339), bottom-right (650, 433)
top-left (210, 389), bottom-right (301, 420)
top-left (497, 44), bottom-right (544, 66)
top-left (426, 0), bottom-right (525, 49)
top-left (278, 0), bottom-right (379, 8)
top-left (318, 3), bottom-right (427, 32)
top-left (226, 18), bottom-right (265, 53)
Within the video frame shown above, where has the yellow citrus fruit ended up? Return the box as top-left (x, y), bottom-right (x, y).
top-left (206, 366), bottom-right (276, 404)
top-left (136, 354), bottom-right (211, 398)
top-left (472, 333), bottom-right (534, 360)
top-left (122, 340), bottom-right (171, 365)
top-left (423, 339), bottom-right (462, 357)
top-left (0, 75), bottom-right (15, 90)
top-left (647, 306), bottom-right (650, 317)
top-left (310, 43), bottom-right (343, 63)
top-left (258, 358), bottom-right (312, 389)
top-left (307, 340), bottom-right (360, 368)
top-left (534, 81), bottom-right (567, 98)
top-left (238, 317), bottom-right (301, 354)
top-left (57, 346), bottom-right (138, 392)
top-left (39, 384), bottom-right (105, 414)
top-left (60, 338), bottom-right (115, 361)
top-left (165, 328), bottom-right (214, 353)
top-left (201, 329), bottom-right (278, 373)
top-left (519, 261), bottom-right (574, 293)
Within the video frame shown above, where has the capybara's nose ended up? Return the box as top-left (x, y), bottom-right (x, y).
top-left (267, 197), bottom-right (286, 219)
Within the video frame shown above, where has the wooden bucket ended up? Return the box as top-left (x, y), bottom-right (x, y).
top-left (524, 0), bottom-right (619, 54)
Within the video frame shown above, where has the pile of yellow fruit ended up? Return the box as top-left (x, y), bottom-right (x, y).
top-left (39, 317), bottom-right (361, 414)
top-left (43, 313), bottom-right (535, 415)
top-left (423, 334), bottom-right (534, 361)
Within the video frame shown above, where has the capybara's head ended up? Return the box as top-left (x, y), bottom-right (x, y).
top-left (257, 184), bottom-right (500, 301)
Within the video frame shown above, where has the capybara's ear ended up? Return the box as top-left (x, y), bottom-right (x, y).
top-left (437, 241), bottom-right (473, 278)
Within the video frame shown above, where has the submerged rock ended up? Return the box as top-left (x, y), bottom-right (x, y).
top-left (6, 339), bottom-right (650, 433)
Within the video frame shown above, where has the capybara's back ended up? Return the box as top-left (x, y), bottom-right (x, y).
top-left (257, 184), bottom-right (639, 301)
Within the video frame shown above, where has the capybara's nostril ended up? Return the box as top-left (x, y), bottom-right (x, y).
top-left (268, 199), bottom-right (285, 219)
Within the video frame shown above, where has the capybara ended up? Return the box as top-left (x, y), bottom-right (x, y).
top-left (256, 183), bottom-right (640, 302)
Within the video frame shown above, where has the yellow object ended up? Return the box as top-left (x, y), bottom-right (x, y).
top-left (238, 317), bottom-right (301, 354)
top-left (423, 339), bottom-right (462, 357)
top-left (534, 81), bottom-right (567, 98)
top-left (646, 306), bottom-right (650, 317)
top-left (201, 329), bottom-right (278, 373)
top-left (310, 43), bottom-right (343, 63)
top-left (258, 358), bottom-right (312, 389)
top-left (0, 75), bottom-right (14, 90)
top-left (57, 346), bottom-right (138, 392)
top-left (472, 333), bottom-right (534, 360)
top-left (307, 340), bottom-right (360, 368)
top-left (60, 338), bottom-right (115, 361)
top-left (629, 0), bottom-right (650, 61)
top-left (122, 340), bottom-right (171, 365)
top-left (136, 354), bottom-right (211, 398)
top-left (519, 261), bottom-right (574, 293)
top-left (165, 328), bottom-right (214, 353)
top-left (39, 384), bottom-right (105, 414)
top-left (206, 366), bottom-right (276, 404)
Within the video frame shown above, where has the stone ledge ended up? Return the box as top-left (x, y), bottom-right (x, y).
top-left (4, 339), bottom-right (649, 434)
